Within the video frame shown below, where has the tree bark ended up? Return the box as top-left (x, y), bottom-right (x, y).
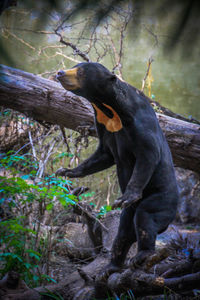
top-left (0, 64), bottom-right (95, 134)
top-left (0, 64), bottom-right (200, 173)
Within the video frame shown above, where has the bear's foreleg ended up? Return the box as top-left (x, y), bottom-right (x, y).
top-left (56, 145), bottom-right (114, 178)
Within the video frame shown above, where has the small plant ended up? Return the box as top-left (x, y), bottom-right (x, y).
top-left (97, 205), bottom-right (112, 218)
top-left (0, 152), bottom-right (77, 287)
top-left (0, 217), bottom-right (43, 286)
top-left (40, 288), bottom-right (64, 300)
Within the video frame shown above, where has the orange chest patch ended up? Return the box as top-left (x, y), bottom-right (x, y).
top-left (92, 103), bottom-right (122, 132)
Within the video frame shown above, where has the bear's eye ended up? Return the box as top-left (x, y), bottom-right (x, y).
top-left (77, 67), bottom-right (84, 77)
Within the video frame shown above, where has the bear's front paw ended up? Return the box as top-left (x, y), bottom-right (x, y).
top-left (112, 190), bottom-right (142, 209)
top-left (55, 167), bottom-right (75, 177)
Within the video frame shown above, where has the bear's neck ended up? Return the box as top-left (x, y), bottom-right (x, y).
top-left (92, 103), bottom-right (123, 133)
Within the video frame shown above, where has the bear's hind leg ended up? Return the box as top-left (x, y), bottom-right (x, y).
top-left (97, 206), bottom-right (136, 280)
top-left (130, 208), bottom-right (157, 267)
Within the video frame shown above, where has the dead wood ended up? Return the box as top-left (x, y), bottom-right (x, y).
top-left (0, 271), bottom-right (39, 300)
top-left (0, 111), bottom-right (46, 152)
top-left (72, 202), bottom-right (104, 253)
top-left (3, 256), bottom-right (199, 299)
top-left (2, 210), bottom-right (200, 300)
top-left (71, 186), bottom-right (105, 252)
top-left (0, 64), bottom-right (95, 135)
top-left (107, 269), bottom-right (200, 298)
top-left (0, 64), bottom-right (200, 173)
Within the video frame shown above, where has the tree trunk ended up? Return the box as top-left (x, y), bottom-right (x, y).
top-left (0, 65), bottom-right (95, 134)
top-left (0, 64), bottom-right (200, 173)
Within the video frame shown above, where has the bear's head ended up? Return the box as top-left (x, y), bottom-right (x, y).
top-left (57, 62), bottom-right (117, 105)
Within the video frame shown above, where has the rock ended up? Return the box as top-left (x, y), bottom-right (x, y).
top-left (54, 222), bottom-right (94, 260)
top-left (175, 167), bottom-right (200, 223)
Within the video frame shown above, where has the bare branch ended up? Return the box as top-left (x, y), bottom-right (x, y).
top-left (27, 118), bottom-right (37, 161)
top-left (0, 26), bottom-right (54, 35)
top-left (60, 126), bottom-right (70, 153)
top-left (141, 56), bottom-right (154, 92)
top-left (75, 202), bottom-right (108, 233)
top-left (104, 7), bottom-right (133, 78)
top-left (143, 24), bottom-right (159, 48)
top-left (55, 51), bottom-right (81, 63)
top-left (55, 30), bottom-right (90, 62)
top-left (3, 29), bottom-right (36, 50)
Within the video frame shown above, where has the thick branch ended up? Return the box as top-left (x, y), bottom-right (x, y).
top-left (0, 64), bottom-right (95, 134)
top-left (156, 113), bottom-right (200, 172)
top-left (108, 269), bottom-right (200, 298)
top-left (0, 64), bottom-right (200, 173)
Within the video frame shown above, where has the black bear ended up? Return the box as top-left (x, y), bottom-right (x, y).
top-left (56, 62), bottom-right (179, 276)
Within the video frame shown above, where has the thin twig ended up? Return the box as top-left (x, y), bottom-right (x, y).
top-left (60, 126), bottom-right (70, 153)
top-left (76, 203), bottom-right (108, 233)
top-left (0, 26), bottom-right (54, 35)
top-left (38, 139), bottom-right (57, 178)
top-left (55, 30), bottom-right (90, 62)
top-left (141, 56), bottom-right (154, 92)
top-left (27, 118), bottom-right (37, 161)
top-left (55, 51), bottom-right (81, 63)
top-left (143, 24), bottom-right (159, 48)
top-left (4, 29), bottom-right (36, 50)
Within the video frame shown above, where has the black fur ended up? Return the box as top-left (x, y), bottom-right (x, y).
top-left (56, 62), bottom-right (179, 273)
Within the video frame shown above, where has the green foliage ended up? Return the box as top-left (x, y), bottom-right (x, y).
top-left (0, 217), bottom-right (41, 286)
top-left (0, 150), bottom-right (38, 175)
top-left (40, 288), bottom-right (64, 300)
top-left (53, 152), bottom-right (74, 164)
top-left (97, 205), bottom-right (112, 218)
top-left (0, 109), bottom-right (11, 117)
top-left (0, 152), bottom-right (77, 287)
top-left (0, 152), bottom-right (78, 209)
top-left (79, 191), bottom-right (95, 200)
top-left (0, 150), bottom-right (113, 287)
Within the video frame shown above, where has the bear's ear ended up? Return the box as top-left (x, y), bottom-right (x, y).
top-left (109, 73), bottom-right (117, 81)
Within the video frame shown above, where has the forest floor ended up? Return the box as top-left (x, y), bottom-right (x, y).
top-left (49, 222), bottom-right (200, 283)
top-left (1, 206), bottom-right (200, 300)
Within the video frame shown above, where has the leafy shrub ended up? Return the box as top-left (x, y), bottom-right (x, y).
top-left (0, 152), bottom-right (77, 286)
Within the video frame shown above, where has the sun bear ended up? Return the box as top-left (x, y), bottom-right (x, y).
top-left (56, 62), bottom-right (179, 277)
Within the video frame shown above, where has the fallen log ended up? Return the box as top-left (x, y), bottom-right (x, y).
top-left (107, 269), bottom-right (200, 298)
top-left (156, 114), bottom-right (200, 173)
top-left (2, 234), bottom-right (200, 299)
top-left (1, 202), bottom-right (200, 300)
top-left (0, 64), bottom-right (200, 173)
top-left (0, 64), bottom-right (95, 135)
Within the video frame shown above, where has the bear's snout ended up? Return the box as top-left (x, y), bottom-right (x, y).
top-left (57, 70), bottom-right (66, 77)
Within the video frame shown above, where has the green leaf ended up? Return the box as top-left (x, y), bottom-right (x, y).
top-left (6, 150), bottom-right (15, 155)
top-left (59, 198), bottom-right (66, 206)
top-left (21, 175), bottom-right (30, 180)
top-left (0, 198), bottom-right (5, 204)
top-left (24, 263), bottom-right (32, 269)
top-left (67, 194), bottom-right (77, 201)
top-left (0, 253), bottom-right (23, 262)
top-left (97, 205), bottom-right (112, 218)
top-left (33, 275), bottom-right (39, 282)
top-left (46, 203), bottom-right (53, 211)
top-left (79, 191), bottom-right (95, 200)
top-left (26, 249), bottom-right (41, 261)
